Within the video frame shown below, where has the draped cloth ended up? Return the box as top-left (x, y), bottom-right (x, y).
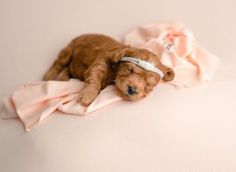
top-left (123, 22), bottom-right (220, 87)
top-left (0, 79), bottom-right (121, 131)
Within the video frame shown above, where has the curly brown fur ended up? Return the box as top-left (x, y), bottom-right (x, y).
top-left (43, 34), bottom-right (174, 106)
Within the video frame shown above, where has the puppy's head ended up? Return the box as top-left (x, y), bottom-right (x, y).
top-left (113, 47), bottom-right (174, 101)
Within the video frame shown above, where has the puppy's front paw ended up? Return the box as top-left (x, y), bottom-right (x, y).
top-left (78, 86), bottom-right (99, 106)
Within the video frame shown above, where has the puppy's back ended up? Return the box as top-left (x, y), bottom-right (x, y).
top-left (70, 34), bottom-right (123, 65)
top-left (71, 34), bottom-right (122, 50)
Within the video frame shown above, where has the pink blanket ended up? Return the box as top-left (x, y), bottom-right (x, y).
top-left (1, 79), bottom-right (121, 131)
top-left (123, 22), bottom-right (220, 87)
top-left (1, 22), bottom-right (220, 131)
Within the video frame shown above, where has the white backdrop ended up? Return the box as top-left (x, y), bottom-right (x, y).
top-left (0, 0), bottom-right (236, 172)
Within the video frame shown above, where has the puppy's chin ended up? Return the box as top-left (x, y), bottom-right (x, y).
top-left (125, 94), bottom-right (146, 101)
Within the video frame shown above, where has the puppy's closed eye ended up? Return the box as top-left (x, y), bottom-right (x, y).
top-left (146, 76), bottom-right (155, 83)
top-left (146, 75), bottom-right (158, 85)
top-left (119, 66), bottom-right (133, 76)
top-left (127, 67), bottom-right (134, 74)
top-left (122, 64), bottom-right (134, 75)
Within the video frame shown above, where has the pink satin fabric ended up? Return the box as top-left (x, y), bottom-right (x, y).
top-left (0, 79), bottom-right (121, 131)
top-left (123, 22), bottom-right (220, 87)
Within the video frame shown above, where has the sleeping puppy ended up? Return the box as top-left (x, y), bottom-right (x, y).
top-left (43, 34), bottom-right (174, 106)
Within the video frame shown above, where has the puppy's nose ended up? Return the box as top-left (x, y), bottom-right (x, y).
top-left (127, 86), bottom-right (137, 95)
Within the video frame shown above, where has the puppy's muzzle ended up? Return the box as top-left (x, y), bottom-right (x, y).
top-left (127, 86), bottom-right (137, 95)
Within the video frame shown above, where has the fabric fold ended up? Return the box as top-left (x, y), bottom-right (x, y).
top-left (123, 22), bottom-right (220, 88)
top-left (1, 79), bottom-right (122, 131)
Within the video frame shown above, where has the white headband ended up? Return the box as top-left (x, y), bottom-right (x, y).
top-left (120, 57), bottom-right (164, 78)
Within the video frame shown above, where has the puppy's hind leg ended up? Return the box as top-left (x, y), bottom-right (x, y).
top-left (57, 67), bottom-right (71, 81)
top-left (43, 43), bottom-right (73, 81)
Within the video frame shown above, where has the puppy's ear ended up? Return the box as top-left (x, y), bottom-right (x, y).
top-left (110, 46), bottom-right (131, 63)
top-left (160, 65), bottom-right (175, 81)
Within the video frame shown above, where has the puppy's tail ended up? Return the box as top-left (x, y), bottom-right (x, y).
top-left (43, 43), bottom-right (73, 81)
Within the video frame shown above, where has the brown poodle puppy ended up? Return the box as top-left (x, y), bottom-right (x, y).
top-left (43, 34), bottom-right (174, 106)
